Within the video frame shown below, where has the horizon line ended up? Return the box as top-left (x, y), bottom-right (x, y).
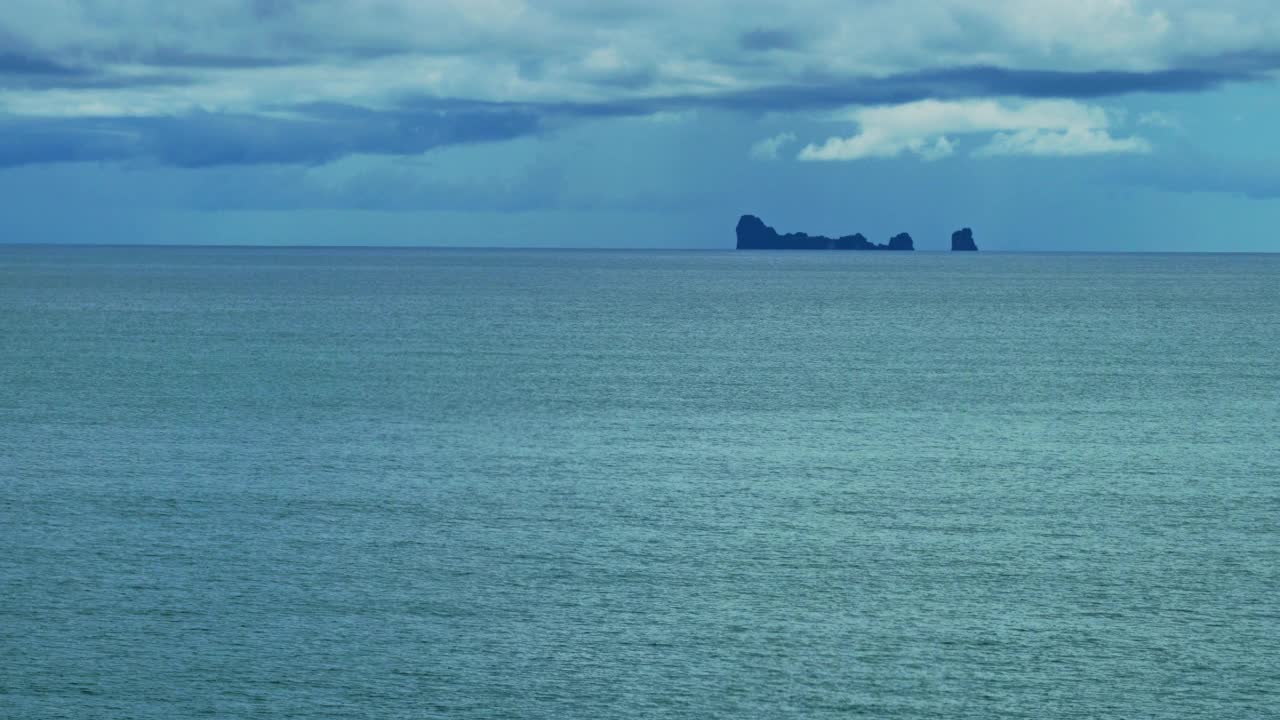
top-left (1, 243), bottom-right (1278, 255)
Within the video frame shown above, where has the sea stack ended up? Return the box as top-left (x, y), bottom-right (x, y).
top-left (951, 228), bottom-right (978, 251)
top-left (736, 215), bottom-right (913, 251)
top-left (888, 233), bottom-right (914, 251)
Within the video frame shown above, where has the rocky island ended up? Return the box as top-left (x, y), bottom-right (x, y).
top-left (736, 215), bottom-right (979, 251)
top-left (951, 228), bottom-right (979, 251)
top-left (736, 215), bottom-right (913, 251)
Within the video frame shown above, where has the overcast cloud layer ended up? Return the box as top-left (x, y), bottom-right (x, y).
top-left (2, 1), bottom-right (1280, 248)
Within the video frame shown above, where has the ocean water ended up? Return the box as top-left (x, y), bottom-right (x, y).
top-left (1, 246), bottom-right (1278, 719)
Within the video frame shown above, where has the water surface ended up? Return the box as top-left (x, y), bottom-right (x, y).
top-left (2, 247), bottom-right (1278, 718)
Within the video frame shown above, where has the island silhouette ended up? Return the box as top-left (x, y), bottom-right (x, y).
top-left (951, 228), bottom-right (979, 251)
top-left (736, 215), bottom-right (977, 251)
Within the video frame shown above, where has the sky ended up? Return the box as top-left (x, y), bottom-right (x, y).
top-left (3, 0), bottom-right (1280, 250)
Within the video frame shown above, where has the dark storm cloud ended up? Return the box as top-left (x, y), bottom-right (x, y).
top-left (0, 46), bottom-right (199, 89)
top-left (0, 50), bottom-right (86, 76)
top-left (117, 48), bottom-right (302, 69)
top-left (901, 65), bottom-right (1243, 99)
top-left (0, 71), bottom-right (197, 90)
top-left (416, 51), bottom-right (1279, 120)
top-left (696, 60), bottom-right (1272, 113)
top-left (504, 54), bottom-right (1277, 118)
top-left (0, 104), bottom-right (542, 168)
top-left (3, 53), bottom-right (1268, 168)
top-left (1178, 47), bottom-right (1280, 76)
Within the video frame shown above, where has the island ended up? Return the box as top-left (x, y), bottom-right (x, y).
top-left (736, 215), bottom-right (914, 251)
top-left (951, 228), bottom-right (978, 252)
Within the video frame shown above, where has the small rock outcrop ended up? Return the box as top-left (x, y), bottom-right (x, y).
top-left (951, 228), bottom-right (978, 251)
top-left (888, 233), bottom-right (914, 251)
top-left (736, 215), bottom-right (913, 251)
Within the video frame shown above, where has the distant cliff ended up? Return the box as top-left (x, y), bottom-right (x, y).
top-left (951, 228), bottom-right (978, 251)
top-left (736, 215), bottom-right (913, 251)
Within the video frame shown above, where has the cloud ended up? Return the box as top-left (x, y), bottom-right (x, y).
top-left (799, 99), bottom-right (1150, 161)
top-left (118, 49), bottom-right (303, 70)
top-left (0, 63), bottom-right (1219, 166)
top-left (0, 1), bottom-right (1278, 167)
top-left (3, 2), bottom-right (1280, 110)
top-left (975, 128), bottom-right (1151, 157)
top-left (797, 129), bottom-right (957, 162)
top-left (749, 131), bottom-right (796, 159)
top-left (0, 47), bottom-right (197, 91)
top-left (692, 62), bottom-right (1270, 118)
top-left (0, 50), bottom-right (83, 76)
top-left (0, 102), bottom-right (543, 168)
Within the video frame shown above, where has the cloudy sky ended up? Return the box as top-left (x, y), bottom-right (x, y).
top-left (3, 0), bottom-right (1280, 250)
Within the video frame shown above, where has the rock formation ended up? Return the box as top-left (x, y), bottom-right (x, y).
top-left (951, 228), bottom-right (978, 252)
top-left (736, 215), bottom-right (913, 251)
top-left (888, 233), bottom-right (914, 251)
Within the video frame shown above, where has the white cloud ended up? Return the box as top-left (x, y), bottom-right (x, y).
top-left (795, 128), bottom-right (956, 161)
top-left (798, 99), bottom-right (1151, 161)
top-left (975, 128), bottom-right (1152, 156)
top-left (916, 136), bottom-right (957, 161)
top-left (749, 132), bottom-right (796, 159)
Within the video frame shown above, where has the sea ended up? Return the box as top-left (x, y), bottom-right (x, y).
top-left (1, 246), bottom-right (1277, 719)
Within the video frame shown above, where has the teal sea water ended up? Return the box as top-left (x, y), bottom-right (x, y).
top-left (2, 246), bottom-right (1278, 719)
